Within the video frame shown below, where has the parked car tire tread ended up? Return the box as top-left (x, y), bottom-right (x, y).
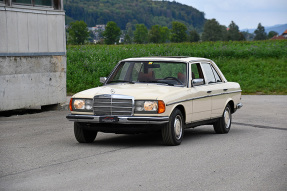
top-left (74, 122), bottom-right (97, 143)
top-left (213, 104), bottom-right (232, 134)
top-left (162, 109), bottom-right (184, 146)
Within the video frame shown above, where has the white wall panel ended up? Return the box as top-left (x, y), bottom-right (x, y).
top-left (6, 11), bottom-right (19, 53)
top-left (17, 12), bottom-right (29, 52)
top-left (38, 14), bottom-right (48, 52)
top-left (56, 15), bottom-right (65, 52)
top-left (1, 9), bottom-right (65, 54)
top-left (28, 13), bottom-right (39, 52)
top-left (0, 11), bottom-right (8, 53)
top-left (55, 15), bottom-right (61, 52)
top-left (0, 8), bottom-right (66, 111)
top-left (47, 15), bottom-right (57, 52)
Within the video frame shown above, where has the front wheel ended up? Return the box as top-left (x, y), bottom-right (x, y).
top-left (74, 122), bottom-right (97, 143)
top-left (213, 104), bottom-right (232, 134)
top-left (162, 108), bottom-right (184, 146)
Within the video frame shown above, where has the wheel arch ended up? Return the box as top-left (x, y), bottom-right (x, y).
top-left (172, 104), bottom-right (186, 124)
top-left (226, 99), bottom-right (235, 114)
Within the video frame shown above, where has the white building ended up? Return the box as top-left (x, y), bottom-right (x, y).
top-left (88, 24), bottom-right (106, 44)
top-left (0, 0), bottom-right (66, 111)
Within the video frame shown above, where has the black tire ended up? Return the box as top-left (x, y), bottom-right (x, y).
top-left (162, 108), bottom-right (184, 146)
top-left (74, 122), bottom-right (97, 143)
top-left (213, 104), bottom-right (232, 134)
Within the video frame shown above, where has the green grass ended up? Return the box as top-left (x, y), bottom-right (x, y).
top-left (67, 40), bottom-right (287, 94)
top-left (215, 57), bottom-right (287, 94)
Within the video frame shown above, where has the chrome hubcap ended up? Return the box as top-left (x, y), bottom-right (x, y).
top-left (224, 107), bottom-right (231, 129)
top-left (174, 115), bottom-right (182, 140)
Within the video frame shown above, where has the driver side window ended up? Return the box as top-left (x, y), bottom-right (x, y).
top-left (191, 63), bottom-right (205, 86)
top-left (191, 63), bottom-right (204, 79)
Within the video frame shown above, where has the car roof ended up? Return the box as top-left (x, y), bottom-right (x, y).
top-left (121, 56), bottom-right (212, 63)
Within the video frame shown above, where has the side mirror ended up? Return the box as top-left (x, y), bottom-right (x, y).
top-left (192, 78), bottom-right (204, 86)
top-left (100, 77), bottom-right (107, 84)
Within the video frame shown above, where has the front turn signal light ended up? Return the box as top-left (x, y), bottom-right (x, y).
top-left (158, 100), bottom-right (166, 114)
top-left (69, 98), bottom-right (73, 111)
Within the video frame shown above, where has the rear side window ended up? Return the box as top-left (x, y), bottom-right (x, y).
top-left (201, 63), bottom-right (222, 84)
top-left (211, 65), bottom-right (222, 82)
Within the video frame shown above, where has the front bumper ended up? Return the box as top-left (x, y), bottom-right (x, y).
top-left (236, 103), bottom-right (243, 109)
top-left (66, 114), bottom-right (170, 124)
top-left (233, 102), bottom-right (243, 113)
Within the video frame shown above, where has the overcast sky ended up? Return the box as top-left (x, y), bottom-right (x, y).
top-left (171, 0), bottom-right (287, 30)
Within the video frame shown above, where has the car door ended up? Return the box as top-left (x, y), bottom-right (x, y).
top-left (188, 63), bottom-right (212, 122)
top-left (200, 62), bottom-right (226, 119)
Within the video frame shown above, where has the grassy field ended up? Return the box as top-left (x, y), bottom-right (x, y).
top-left (67, 40), bottom-right (287, 94)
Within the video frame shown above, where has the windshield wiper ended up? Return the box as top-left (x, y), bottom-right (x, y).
top-left (108, 80), bottom-right (135, 84)
top-left (153, 80), bottom-right (175, 86)
top-left (158, 82), bottom-right (174, 86)
top-left (142, 80), bottom-right (174, 86)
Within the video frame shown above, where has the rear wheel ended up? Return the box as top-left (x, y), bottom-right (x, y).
top-left (74, 122), bottom-right (97, 143)
top-left (213, 104), bottom-right (232, 134)
top-left (162, 108), bottom-right (184, 146)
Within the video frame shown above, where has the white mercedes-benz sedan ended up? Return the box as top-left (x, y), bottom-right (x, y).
top-left (67, 57), bottom-right (243, 145)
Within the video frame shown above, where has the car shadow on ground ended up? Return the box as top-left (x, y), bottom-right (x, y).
top-left (75, 126), bottom-right (219, 147)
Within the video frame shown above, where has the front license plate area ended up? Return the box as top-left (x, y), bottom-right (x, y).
top-left (100, 116), bottom-right (119, 123)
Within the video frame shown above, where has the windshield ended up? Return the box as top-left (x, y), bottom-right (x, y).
top-left (107, 61), bottom-right (187, 86)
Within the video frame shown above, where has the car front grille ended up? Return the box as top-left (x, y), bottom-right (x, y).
top-left (93, 94), bottom-right (134, 116)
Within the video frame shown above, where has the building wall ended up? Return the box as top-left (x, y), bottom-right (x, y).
top-left (0, 1), bottom-right (66, 111)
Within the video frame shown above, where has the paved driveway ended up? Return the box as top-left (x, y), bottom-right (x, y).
top-left (0, 95), bottom-right (286, 191)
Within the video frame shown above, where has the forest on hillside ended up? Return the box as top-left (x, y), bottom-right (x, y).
top-left (64, 0), bottom-right (206, 31)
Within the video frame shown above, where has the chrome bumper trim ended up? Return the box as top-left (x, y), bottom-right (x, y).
top-left (236, 103), bottom-right (243, 109)
top-left (66, 114), bottom-right (169, 124)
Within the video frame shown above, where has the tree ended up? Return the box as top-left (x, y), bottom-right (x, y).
top-left (268, 31), bottom-right (278, 39)
top-left (221, 25), bottom-right (228, 41)
top-left (102, 21), bottom-right (121, 45)
top-left (171, 21), bottom-right (187, 43)
top-left (227, 21), bottom-right (243, 41)
top-left (241, 31), bottom-right (255, 41)
top-left (124, 34), bottom-right (132, 44)
top-left (202, 19), bottom-right (226, 41)
top-left (160, 26), bottom-right (170, 43)
top-left (64, 0), bottom-right (206, 32)
top-left (68, 20), bottom-right (90, 45)
top-left (189, 30), bottom-right (200, 42)
top-left (149, 25), bottom-right (161, 43)
top-left (124, 22), bottom-right (135, 44)
top-left (254, 23), bottom-right (267, 40)
top-left (238, 32), bottom-right (246, 41)
top-left (134, 24), bottom-right (148, 44)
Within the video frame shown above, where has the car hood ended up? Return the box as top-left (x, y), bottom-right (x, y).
top-left (73, 83), bottom-right (186, 100)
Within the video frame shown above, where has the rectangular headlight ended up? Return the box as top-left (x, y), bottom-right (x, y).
top-left (70, 98), bottom-right (93, 111)
top-left (135, 100), bottom-right (165, 114)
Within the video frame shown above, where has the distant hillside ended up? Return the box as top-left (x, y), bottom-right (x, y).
top-left (64, 0), bottom-right (206, 31)
top-left (241, 24), bottom-right (287, 34)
